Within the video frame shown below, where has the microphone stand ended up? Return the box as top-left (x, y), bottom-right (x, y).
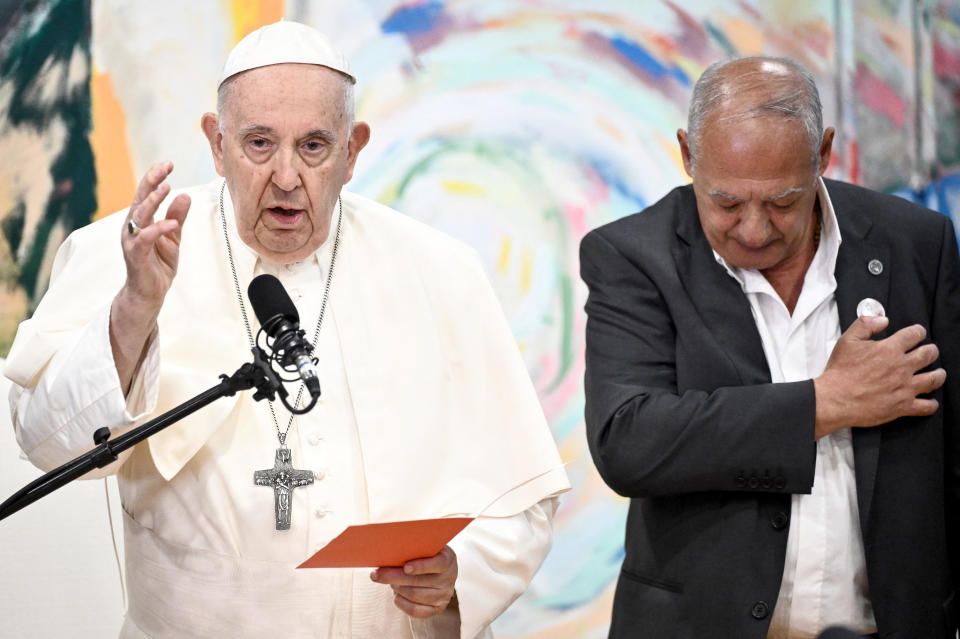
top-left (0, 347), bottom-right (286, 522)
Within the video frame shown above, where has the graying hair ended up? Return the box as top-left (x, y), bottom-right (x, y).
top-left (216, 70), bottom-right (356, 135)
top-left (686, 56), bottom-right (824, 170)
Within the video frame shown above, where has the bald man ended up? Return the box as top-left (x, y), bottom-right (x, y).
top-left (581, 57), bottom-right (959, 638)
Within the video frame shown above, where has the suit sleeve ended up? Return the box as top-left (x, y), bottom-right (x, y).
top-left (580, 229), bottom-right (816, 498)
top-left (932, 218), bottom-right (960, 593)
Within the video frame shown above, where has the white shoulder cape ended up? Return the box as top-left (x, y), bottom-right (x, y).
top-left (6, 180), bottom-right (568, 520)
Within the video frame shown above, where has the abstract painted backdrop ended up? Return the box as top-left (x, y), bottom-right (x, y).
top-left (1, 1), bottom-right (959, 637)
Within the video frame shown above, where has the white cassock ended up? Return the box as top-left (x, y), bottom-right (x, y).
top-left (5, 180), bottom-right (570, 639)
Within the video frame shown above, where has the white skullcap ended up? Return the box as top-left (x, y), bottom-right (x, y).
top-left (218, 20), bottom-right (355, 88)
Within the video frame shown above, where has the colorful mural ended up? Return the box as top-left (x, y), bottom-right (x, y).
top-left (0, 0), bottom-right (94, 355)
top-left (1, 1), bottom-right (959, 638)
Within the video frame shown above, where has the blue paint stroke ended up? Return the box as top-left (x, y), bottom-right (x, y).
top-left (533, 499), bottom-right (627, 609)
top-left (588, 156), bottom-right (648, 214)
top-left (608, 35), bottom-right (690, 86)
top-left (890, 170), bottom-right (960, 244)
top-left (382, 0), bottom-right (446, 35)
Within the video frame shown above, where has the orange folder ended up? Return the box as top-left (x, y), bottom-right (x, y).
top-left (297, 463), bottom-right (567, 569)
top-left (297, 517), bottom-right (474, 568)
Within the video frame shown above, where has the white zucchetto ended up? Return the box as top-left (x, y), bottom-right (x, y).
top-left (218, 20), bottom-right (355, 88)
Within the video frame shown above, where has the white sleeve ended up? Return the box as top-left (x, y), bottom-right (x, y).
top-left (9, 304), bottom-right (160, 475)
top-left (409, 496), bottom-right (559, 639)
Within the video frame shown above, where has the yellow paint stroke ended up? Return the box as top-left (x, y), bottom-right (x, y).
top-left (0, 281), bottom-right (28, 356)
top-left (441, 179), bottom-right (485, 195)
top-left (519, 248), bottom-right (532, 293)
top-left (90, 70), bottom-right (136, 219)
top-left (675, 57), bottom-right (703, 84)
top-left (497, 237), bottom-right (511, 276)
top-left (231, 0), bottom-right (285, 45)
top-left (378, 182), bottom-right (400, 205)
top-left (723, 17), bottom-right (765, 56)
top-left (595, 116), bottom-right (622, 142)
top-left (657, 132), bottom-right (687, 180)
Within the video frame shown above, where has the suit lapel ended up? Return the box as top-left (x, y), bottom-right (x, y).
top-left (831, 183), bottom-right (891, 534)
top-left (673, 197), bottom-right (772, 386)
top-left (671, 182), bottom-right (893, 532)
top-left (672, 181), bottom-right (893, 534)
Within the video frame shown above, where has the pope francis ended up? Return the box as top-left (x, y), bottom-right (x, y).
top-left (4, 20), bottom-right (569, 639)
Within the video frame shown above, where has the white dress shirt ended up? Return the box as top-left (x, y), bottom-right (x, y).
top-left (715, 178), bottom-right (877, 638)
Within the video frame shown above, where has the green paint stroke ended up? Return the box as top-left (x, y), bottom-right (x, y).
top-left (387, 137), bottom-right (577, 392)
top-left (0, 0), bottom-right (95, 356)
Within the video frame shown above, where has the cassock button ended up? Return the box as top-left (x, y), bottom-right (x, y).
top-left (307, 434), bottom-right (321, 446)
top-left (867, 259), bottom-right (883, 276)
top-left (747, 476), bottom-right (760, 489)
top-left (314, 508), bottom-right (329, 519)
top-left (751, 601), bottom-right (770, 620)
top-left (314, 469), bottom-right (326, 481)
top-left (771, 512), bottom-right (789, 530)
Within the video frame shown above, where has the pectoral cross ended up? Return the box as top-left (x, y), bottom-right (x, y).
top-left (254, 447), bottom-right (314, 530)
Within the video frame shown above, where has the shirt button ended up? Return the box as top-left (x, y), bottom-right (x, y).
top-left (314, 508), bottom-right (329, 519)
top-left (751, 601), bottom-right (769, 619)
top-left (307, 434), bottom-right (320, 446)
top-left (771, 512), bottom-right (789, 530)
top-left (314, 469), bottom-right (326, 480)
top-left (290, 288), bottom-right (302, 300)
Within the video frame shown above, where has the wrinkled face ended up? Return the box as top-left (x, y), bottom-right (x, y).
top-left (680, 115), bottom-right (831, 275)
top-left (204, 63), bottom-right (369, 263)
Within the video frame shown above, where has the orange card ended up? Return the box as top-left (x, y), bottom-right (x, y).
top-left (297, 517), bottom-right (474, 569)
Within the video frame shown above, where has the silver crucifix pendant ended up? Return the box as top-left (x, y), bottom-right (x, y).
top-left (254, 447), bottom-right (314, 530)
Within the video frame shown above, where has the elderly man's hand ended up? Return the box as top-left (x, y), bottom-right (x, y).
top-left (110, 161), bottom-right (191, 393)
top-left (371, 545), bottom-right (458, 619)
top-left (814, 315), bottom-right (946, 438)
top-left (120, 161), bottom-right (191, 309)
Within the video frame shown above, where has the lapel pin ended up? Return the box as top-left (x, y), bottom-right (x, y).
top-left (857, 297), bottom-right (885, 318)
top-left (867, 259), bottom-right (883, 276)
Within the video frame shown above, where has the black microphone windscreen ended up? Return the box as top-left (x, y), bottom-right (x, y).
top-left (248, 274), bottom-right (299, 331)
top-left (816, 627), bottom-right (863, 639)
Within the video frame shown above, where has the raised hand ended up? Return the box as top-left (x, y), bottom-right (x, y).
top-left (120, 161), bottom-right (191, 309)
top-left (110, 162), bottom-right (190, 393)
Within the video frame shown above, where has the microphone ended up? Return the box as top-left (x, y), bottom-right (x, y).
top-left (816, 627), bottom-right (864, 639)
top-left (247, 274), bottom-right (321, 400)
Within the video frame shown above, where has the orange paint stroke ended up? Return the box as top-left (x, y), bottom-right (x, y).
top-left (595, 116), bottom-right (623, 142)
top-left (90, 70), bottom-right (136, 220)
top-left (722, 17), bottom-right (765, 55)
top-left (231, 0), bottom-right (285, 45)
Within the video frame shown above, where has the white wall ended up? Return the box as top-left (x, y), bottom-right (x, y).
top-left (0, 362), bottom-right (125, 638)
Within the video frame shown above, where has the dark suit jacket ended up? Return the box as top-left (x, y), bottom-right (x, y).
top-left (580, 179), bottom-right (960, 638)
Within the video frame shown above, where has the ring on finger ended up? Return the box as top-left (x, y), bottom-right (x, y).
top-left (127, 218), bottom-right (142, 236)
